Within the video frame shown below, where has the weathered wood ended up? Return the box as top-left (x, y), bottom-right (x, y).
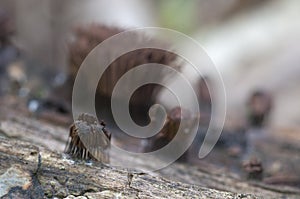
top-left (0, 110), bottom-right (299, 198)
top-left (0, 137), bottom-right (249, 199)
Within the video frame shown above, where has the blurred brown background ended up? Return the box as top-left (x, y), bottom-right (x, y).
top-left (1, 0), bottom-right (300, 130)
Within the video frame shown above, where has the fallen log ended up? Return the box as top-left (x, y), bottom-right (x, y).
top-left (0, 109), bottom-right (299, 198)
top-left (0, 137), bottom-right (249, 199)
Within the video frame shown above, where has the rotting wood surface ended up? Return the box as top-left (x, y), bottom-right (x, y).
top-left (0, 107), bottom-right (300, 198)
top-left (0, 137), bottom-right (252, 199)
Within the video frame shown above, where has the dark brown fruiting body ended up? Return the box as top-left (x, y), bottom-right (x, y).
top-left (68, 24), bottom-right (179, 98)
top-left (243, 157), bottom-right (263, 180)
top-left (65, 113), bottom-right (111, 163)
top-left (247, 90), bottom-right (272, 127)
top-left (145, 107), bottom-right (197, 162)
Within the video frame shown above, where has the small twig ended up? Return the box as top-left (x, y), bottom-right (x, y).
top-left (33, 153), bottom-right (42, 175)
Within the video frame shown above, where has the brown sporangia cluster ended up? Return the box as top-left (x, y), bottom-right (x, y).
top-left (243, 157), bottom-right (264, 180)
top-left (68, 24), bottom-right (122, 80)
top-left (69, 24), bottom-right (179, 97)
top-left (247, 90), bottom-right (272, 127)
top-left (68, 24), bottom-right (181, 124)
top-left (144, 107), bottom-right (198, 161)
top-left (65, 113), bottom-right (111, 163)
